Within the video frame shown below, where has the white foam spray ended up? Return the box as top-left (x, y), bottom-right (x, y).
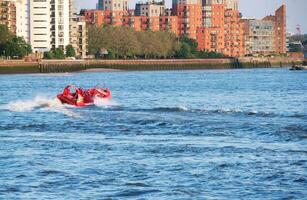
top-left (93, 97), bottom-right (119, 108)
top-left (4, 96), bottom-right (80, 118)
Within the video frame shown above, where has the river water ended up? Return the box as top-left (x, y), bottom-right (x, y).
top-left (0, 68), bottom-right (306, 199)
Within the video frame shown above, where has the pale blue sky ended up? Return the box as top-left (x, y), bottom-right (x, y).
top-left (75, 0), bottom-right (307, 34)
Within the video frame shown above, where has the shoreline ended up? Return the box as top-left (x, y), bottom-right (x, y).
top-left (0, 57), bottom-right (303, 74)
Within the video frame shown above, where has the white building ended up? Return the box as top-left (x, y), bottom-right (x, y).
top-left (70, 15), bottom-right (88, 58)
top-left (50, 0), bottom-right (71, 50)
top-left (102, 0), bottom-right (128, 11)
top-left (225, 0), bottom-right (238, 10)
top-left (15, 0), bottom-right (29, 42)
top-left (29, 0), bottom-right (51, 52)
top-left (135, 1), bottom-right (165, 17)
top-left (14, 0), bottom-right (73, 52)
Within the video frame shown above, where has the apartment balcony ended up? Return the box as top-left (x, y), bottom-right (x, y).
top-left (183, 18), bottom-right (189, 24)
top-left (183, 11), bottom-right (190, 17)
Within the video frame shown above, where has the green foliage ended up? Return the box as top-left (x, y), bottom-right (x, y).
top-left (175, 36), bottom-right (225, 59)
top-left (176, 43), bottom-right (193, 58)
top-left (0, 25), bottom-right (13, 44)
top-left (0, 25), bottom-right (32, 58)
top-left (53, 48), bottom-right (65, 59)
top-left (88, 26), bottom-right (225, 59)
top-left (105, 49), bottom-right (115, 59)
top-left (43, 51), bottom-right (54, 59)
top-left (65, 45), bottom-right (76, 57)
top-left (0, 36), bottom-right (32, 58)
top-left (197, 50), bottom-right (225, 58)
top-left (88, 25), bottom-right (179, 59)
top-left (288, 43), bottom-right (303, 52)
top-left (43, 48), bottom-right (65, 59)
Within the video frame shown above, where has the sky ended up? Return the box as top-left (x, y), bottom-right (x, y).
top-left (75, 0), bottom-right (307, 34)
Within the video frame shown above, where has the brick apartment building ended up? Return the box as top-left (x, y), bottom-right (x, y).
top-left (0, 0), bottom-right (288, 58)
top-left (85, 0), bottom-right (287, 57)
top-left (85, 1), bottom-right (180, 36)
top-left (263, 5), bottom-right (287, 54)
top-left (0, 0), bottom-right (16, 34)
top-left (197, 1), bottom-right (225, 53)
top-left (196, 0), bottom-right (245, 57)
top-left (173, 0), bottom-right (202, 39)
top-left (85, 0), bottom-right (203, 39)
top-left (223, 8), bottom-right (245, 57)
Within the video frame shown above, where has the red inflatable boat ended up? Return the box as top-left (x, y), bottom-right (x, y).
top-left (57, 85), bottom-right (111, 107)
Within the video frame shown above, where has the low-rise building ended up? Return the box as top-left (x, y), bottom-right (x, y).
top-left (242, 19), bottom-right (275, 55)
top-left (135, 1), bottom-right (165, 17)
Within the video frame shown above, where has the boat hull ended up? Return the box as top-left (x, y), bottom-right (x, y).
top-left (57, 86), bottom-right (111, 107)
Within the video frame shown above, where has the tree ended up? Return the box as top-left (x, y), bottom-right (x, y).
top-left (0, 25), bottom-right (13, 44)
top-left (88, 25), bottom-right (178, 59)
top-left (65, 44), bottom-right (76, 57)
top-left (43, 51), bottom-right (54, 59)
top-left (176, 43), bottom-right (193, 58)
top-left (88, 25), bottom-right (223, 59)
top-left (53, 48), bottom-right (65, 59)
top-left (1, 36), bottom-right (32, 58)
top-left (288, 43), bottom-right (303, 52)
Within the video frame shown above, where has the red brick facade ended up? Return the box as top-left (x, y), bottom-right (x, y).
top-left (85, 1), bottom-right (286, 57)
top-left (263, 5), bottom-right (287, 54)
top-left (196, 2), bottom-right (245, 57)
top-left (85, 9), bottom-right (179, 35)
top-left (176, 4), bottom-right (202, 39)
top-left (0, 0), bottom-right (17, 34)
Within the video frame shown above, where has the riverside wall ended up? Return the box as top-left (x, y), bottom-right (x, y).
top-left (0, 57), bottom-right (303, 74)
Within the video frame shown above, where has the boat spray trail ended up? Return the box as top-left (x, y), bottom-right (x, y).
top-left (4, 96), bottom-right (80, 118)
top-left (93, 97), bottom-right (119, 108)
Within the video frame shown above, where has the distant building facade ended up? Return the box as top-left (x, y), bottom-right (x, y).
top-left (15, 0), bottom-right (29, 42)
top-left (242, 19), bottom-right (275, 55)
top-left (85, 0), bottom-right (179, 35)
top-left (86, 0), bottom-right (289, 58)
top-left (135, 1), bottom-right (165, 17)
top-left (223, 6), bottom-right (245, 57)
top-left (225, 0), bottom-right (237, 10)
top-left (197, 0), bottom-right (225, 53)
top-left (0, 0), bottom-right (16, 34)
top-left (263, 5), bottom-right (287, 54)
top-left (196, 0), bottom-right (245, 57)
top-left (8, 0), bottom-right (76, 53)
top-left (97, 0), bottom-right (104, 10)
top-left (173, 0), bottom-right (202, 39)
top-left (70, 15), bottom-right (88, 58)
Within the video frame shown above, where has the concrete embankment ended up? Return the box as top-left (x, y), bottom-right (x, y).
top-left (0, 57), bottom-right (303, 74)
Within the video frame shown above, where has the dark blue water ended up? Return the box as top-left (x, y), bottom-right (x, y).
top-left (0, 68), bottom-right (306, 199)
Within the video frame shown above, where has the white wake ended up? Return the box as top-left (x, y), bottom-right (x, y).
top-left (4, 96), bottom-right (80, 118)
top-left (93, 97), bottom-right (119, 108)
